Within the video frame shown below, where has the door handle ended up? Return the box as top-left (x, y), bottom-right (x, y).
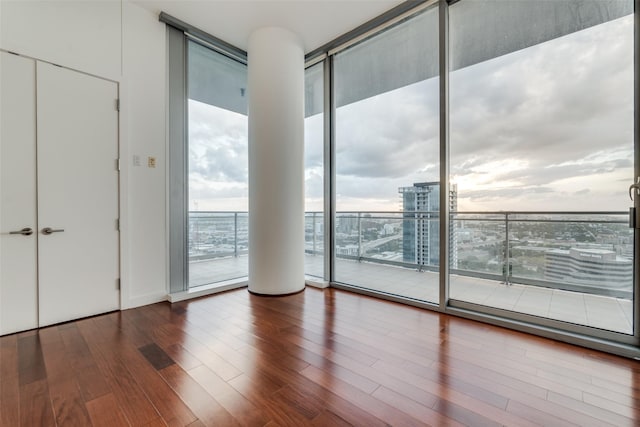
top-left (630, 177), bottom-right (640, 201)
top-left (42, 227), bottom-right (64, 235)
top-left (9, 227), bottom-right (33, 236)
top-left (630, 183), bottom-right (640, 201)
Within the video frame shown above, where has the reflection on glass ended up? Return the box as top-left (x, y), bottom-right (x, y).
top-left (334, 6), bottom-right (440, 302)
top-left (187, 41), bottom-right (248, 288)
top-left (449, 1), bottom-right (634, 334)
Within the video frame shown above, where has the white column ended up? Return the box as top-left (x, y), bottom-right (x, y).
top-left (248, 27), bottom-right (305, 295)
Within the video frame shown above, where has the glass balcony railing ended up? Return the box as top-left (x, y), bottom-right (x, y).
top-left (188, 210), bottom-right (632, 298)
top-left (188, 211), bottom-right (249, 260)
top-left (452, 212), bottom-right (632, 299)
top-left (305, 212), bottom-right (325, 257)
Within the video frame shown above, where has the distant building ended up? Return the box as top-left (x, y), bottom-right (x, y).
top-left (399, 182), bottom-right (458, 268)
top-left (545, 248), bottom-right (632, 291)
top-left (382, 223), bottom-right (396, 236)
top-left (337, 215), bottom-right (358, 234)
top-left (336, 244), bottom-right (359, 257)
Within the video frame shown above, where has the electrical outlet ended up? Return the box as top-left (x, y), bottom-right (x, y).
top-left (148, 156), bottom-right (156, 168)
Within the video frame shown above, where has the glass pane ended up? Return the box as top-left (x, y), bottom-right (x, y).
top-left (187, 41), bottom-right (248, 288)
top-left (305, 63), bottom-right (325, 279)
top-left (449, 0), bottom-right (634, 334)
top-left (334, 6), bottom-right (440, 303)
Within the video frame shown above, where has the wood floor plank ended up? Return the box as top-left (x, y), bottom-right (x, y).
top-left (234, 334), bottom-right (311, 373)
top-left (19, 378), bottom-right (56, 427)
top-left (17, 333), bottom-right (47, 385)
top-left (188, 364), bottom-right (270, 426)
top-left (431, 396), bottom-right (502, 427)
top-left (141, 418), bottom-right (170, 427)
top-left (160, 364), bottom-right (240, 427)
top-left (371, 386), bottom-right (465, 427)
top-left (547, 391), bottom-right (634, 427)
top-left (2, 287), bottom-right (639, 427)
top-left (227, 370), bottom-right (324, 426)
top-left (363, 353), bottom-right (540, 427)
top-left (0, 334), bottom-right (18, 379)
top-left (583, 390), bottom-right (640, 415)
top-left (38, 327), bottom-right (93, 426)
top-left (149, 313), bottom-right (246, 382)
top-left (311, 410), bottom-right (354, 427)
top-left (95, 314), bottom-right (199, 427)
top-left (76, 318), bottom-right (161, 426)
top-left (506, 400), bottom-right (581, 427)
top-left (230, 363), bottom-right (392, 427)
top-left (139, 343), bottom-right (176, 371)
top-left (0, 335), bottom-right (20, 427)
top-left (133, 308), bottom-right (204, 370)
top-left (436, 354), bottom-right (584, 401)
top-left (591, 374), bottom-right (640, 399)
top-left (300, 364), bottom-right (428, 427)
top-left (117, 309), bottom-right (157, 348)
top-left (313, 396), bottom-right (393, 427)
top-left (47, 376), bottom-right (93, 427)
top-left (272, 384), bottom-right (323, 420)
top-left (281, 325), bottom-right (380, 367)
top-left (1, 372), bottom-right (20, 427)
top-left (163, 342), bottom-right (204, 371)
top-left (372, 358), bottom-right (509, 410)
top-left (57, 324), bottom-right (111, 403)
top-left (85, 393), bottom-right (130, 427)
top-left (278, 331), bottom-right (381, 393)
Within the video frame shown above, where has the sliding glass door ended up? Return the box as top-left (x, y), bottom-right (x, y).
top-left (333, 4), bottom-right (440, 303)
top-left (187, 40), bottom-right (249, 288)
top-left (448, 0), bottom-right (635, 337)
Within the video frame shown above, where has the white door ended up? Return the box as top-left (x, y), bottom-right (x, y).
top-left (36, 62), bottom-right (120, 326)
top-left (0, 52), bottom-right (38, 335)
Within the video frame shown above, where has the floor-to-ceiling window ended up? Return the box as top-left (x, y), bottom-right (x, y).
top-left (305, 62), bottom-right (325, 279)
top-left (333, 4), bottom-right (440, 303)
top-left (448, 0), bottom-right (634, 336)
top-left (167, 0), bottom-right (638, 356)
top-left (187, 40), bottom-right (249, 288)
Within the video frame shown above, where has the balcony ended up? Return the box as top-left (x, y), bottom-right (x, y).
top-left (189, 211), bottom-right (634, 335)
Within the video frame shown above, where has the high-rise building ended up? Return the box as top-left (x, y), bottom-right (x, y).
top-left (544, 248), bottom-right (632, 292)
top-left (399, 182), bottom-right (458, 268)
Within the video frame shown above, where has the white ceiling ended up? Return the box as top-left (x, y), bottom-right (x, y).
top-left (131, 0), bottom-right (404, 53)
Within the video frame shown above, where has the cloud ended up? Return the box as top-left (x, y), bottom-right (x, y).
top-left (188, 100), bottom-right (249, 210)
top-left (187, 14), bottom-right (633, 213)
top-left (189, 100), bottom-right (248, 184)
top-left (333, 14), bottom-right (633, 211)
top-left (336, 78), bottom-right (440, 180)
top-left (449, 15), bottom-right (632, 169)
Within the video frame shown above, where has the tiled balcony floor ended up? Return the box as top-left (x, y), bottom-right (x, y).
top-left (189, 255), bottom-right (249, 286)
top-left (189, 254), bottom-right (634, 335)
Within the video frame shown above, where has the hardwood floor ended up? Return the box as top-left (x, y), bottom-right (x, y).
top-left (1, 287), bottom-right (639, 426)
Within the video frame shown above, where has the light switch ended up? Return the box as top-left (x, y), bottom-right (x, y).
top-left (133, 155), bottom-right (141, 166)
top-left (148, 156), bottom-right (156, 168)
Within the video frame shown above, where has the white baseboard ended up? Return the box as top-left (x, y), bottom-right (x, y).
top-left (168, 279), bottom-right (248, 303)
top-left (122, 292), bottom-right (168, 310)
top-left (305, 276), bottom-right (330, 289)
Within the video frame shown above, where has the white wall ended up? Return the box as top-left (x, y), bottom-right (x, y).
top-left (0, 1), bottom-right (122, 81)
top-left (121, 1), bottom-right (167, 308)
top-left (0, 0), bottom-right (168, 309)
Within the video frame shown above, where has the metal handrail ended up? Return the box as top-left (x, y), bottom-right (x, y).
top-left (188, 210), bottom-right (632, 297)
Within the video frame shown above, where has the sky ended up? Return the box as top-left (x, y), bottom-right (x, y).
top-left (188, 101), bottom-right (248, 212)
top-left (189, 13), bottom-right (633, 213)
